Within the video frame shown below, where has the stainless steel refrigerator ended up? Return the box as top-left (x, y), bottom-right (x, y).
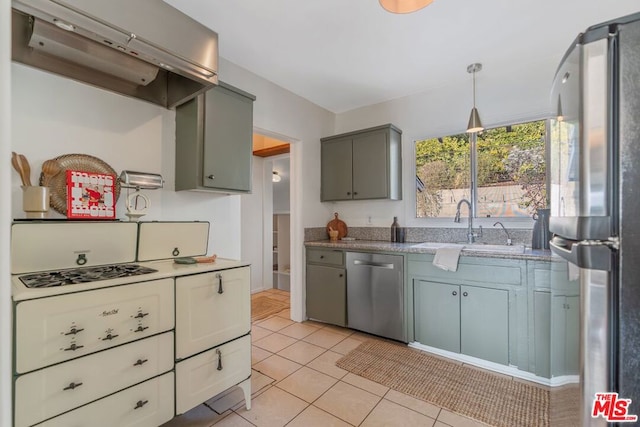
top-left (549, 11), bottom-right (640, 426)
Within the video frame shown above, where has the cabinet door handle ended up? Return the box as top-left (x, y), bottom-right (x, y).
top-left (63, 382), bottom-right (83, 391)
top-left (216, 273), bottom-right (224, 294)
top-left (134, 400), bottom-right (149, 410)
top-left (216, 348), bottom-right (223, 371)
top-left (320, 255), bottom-right (324, 259)
top-left (339, 273), bottom-right (344, 277)
top-left (347, 192), bottom-right (351, 196)
top-left (462, 292), bottom-right (468, 297)
top-left (452, 291), bottom-right (457, 296)
top-left (133, 358), bottom-right (148, 367)
top-left (353, 192), bottom-right (358, 196)
top-left (207, 174), bottom-right (215, 180)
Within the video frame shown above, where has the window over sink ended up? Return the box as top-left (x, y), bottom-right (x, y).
top-left (415, 119), bottom-right (548, 219)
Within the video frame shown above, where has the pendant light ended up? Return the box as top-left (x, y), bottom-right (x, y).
top-left (379, 0), bottom-right (434, 14)
top-left (466, 63), bottom-right (484, 133)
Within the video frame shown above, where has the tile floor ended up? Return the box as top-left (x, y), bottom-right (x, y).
top-left (162, 289), bottom-right (493, 427)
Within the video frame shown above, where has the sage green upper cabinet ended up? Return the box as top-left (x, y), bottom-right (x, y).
top-left (321, 124), bottom-right (402, 201)
top-left (175, 82), bottom-right (256, 193)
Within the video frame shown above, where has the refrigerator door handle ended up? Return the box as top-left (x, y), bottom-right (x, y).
top-left (549, 236), bottom-right (613, 271)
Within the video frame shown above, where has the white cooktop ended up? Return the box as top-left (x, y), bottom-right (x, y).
top-left (12, 258), bottom-right (250, 302)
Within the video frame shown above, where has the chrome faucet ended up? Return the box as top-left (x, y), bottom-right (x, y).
top-left (454, 198), bottom-right (478, 244)
top-left (493, 221), bottom-right (512, 245)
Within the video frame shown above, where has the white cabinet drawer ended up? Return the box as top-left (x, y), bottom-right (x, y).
top-left (15, 278), bottom-right (174, 374)
top-left (176, 334), bottom-right (251, 414)
top-left (176, 267), bottom-right (250, 359)
top-left (38, 372), bottom-right (175, 427)
top-left (15, 332), bottom-right (174, 427)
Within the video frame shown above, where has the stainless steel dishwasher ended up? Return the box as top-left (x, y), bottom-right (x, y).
top-left (345, 252), bottom-right (405, 342)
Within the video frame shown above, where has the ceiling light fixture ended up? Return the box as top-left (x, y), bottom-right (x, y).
top-left (379, 0), bottom-right (434, 14)
top-left (272, 171), bottom-right (281, 182)
top-left (466, 63), bottom-right (484, 133)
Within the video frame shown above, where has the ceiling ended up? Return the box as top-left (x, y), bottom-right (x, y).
top-left (166, 0), bottom-right (639, 113)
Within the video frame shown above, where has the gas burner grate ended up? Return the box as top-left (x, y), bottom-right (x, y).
top-left (19, 264), bottom-right (158, 288)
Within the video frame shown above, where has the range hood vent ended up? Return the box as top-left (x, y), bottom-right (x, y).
top-left (11, 0), bottom-right (219, 109)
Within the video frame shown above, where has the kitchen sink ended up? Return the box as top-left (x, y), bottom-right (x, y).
top-left (410, 242), bottom-right (526, 254)
top-left (461, 243), bottom-right (526, 254)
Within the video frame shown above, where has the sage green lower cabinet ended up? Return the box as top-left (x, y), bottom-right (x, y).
top-left (414, 280), bottom-right (509, 365)
top-left (414, 281), bottom-right (460, 353)
top-left (533, 291), bottom-right (551, 378)
top-left (460, 286), bottom-right (509, 364)
top-left (551, 295), bottom-right (579, 377)
top-left (529, 258), bottom-right (579, 379)
top-left (306, 252), bottom-right (347, 327)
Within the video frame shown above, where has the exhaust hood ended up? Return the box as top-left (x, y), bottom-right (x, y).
top-left (11, 0), bottom-right (219, 109)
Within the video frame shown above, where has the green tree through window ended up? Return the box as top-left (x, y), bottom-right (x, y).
top-left (416, 120), bottom-right (547, 218)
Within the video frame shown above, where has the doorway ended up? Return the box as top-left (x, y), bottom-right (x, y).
top-left (241, 133), bottom-right (292, 295)
top-left (271, 156), bottom-right (290, 291)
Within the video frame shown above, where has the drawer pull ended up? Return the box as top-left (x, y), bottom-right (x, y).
top-left (134, 312), bottom-right (149, 319)
top-left (172, 247), bottom-right (180, 256)
top-left (452, 291), bottom-right (457, 296)
top-left (133, 358), bottom-right (148, 367)
top-left (134, 400), bottom-right (149, 410)
top-left (63, 382), bottom-right (83, 391)
top-left (134, 325), bottom-right (149, 333)
top-left (102, 333), bottom-right (119, 341)
top-left (216, 273), bottom-right (224, 294)
top-left (64, 327), bottom-right (84, 336)
top-left (63, 343), bottom-right (84, 351)
top-left (216, 348), bottom-right (223, 371)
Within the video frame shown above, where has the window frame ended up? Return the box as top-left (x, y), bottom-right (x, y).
top-left (410, 116), bottom-right (551, 229)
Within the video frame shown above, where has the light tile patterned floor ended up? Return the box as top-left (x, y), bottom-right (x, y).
top-left (162, 289), bottom-right (493, 427)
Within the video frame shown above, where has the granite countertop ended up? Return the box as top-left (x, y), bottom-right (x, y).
top-left (305, 240), bottom-right (553, 261)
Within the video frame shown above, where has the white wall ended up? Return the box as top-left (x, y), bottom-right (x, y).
top-left (332, 57), bottom-right (558, 230)
top-left (241, 156), bottom-right (268, 293)
top-left (10, 64), bottom-right (242, 259)
top-left (220, 58), bottom-right (335, 321)
top-left (1, 0), bottom-right (12, 424)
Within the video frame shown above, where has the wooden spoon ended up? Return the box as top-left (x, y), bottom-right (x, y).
top-left (11, 151), bottom-right (28, 186)
top-left (41, 159), bottom-right (61, 187)
top-left (19, 154), bottom-right (32, 186)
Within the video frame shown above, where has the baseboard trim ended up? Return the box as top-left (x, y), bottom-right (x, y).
top-left (408, 342), bottom-right (578, 388)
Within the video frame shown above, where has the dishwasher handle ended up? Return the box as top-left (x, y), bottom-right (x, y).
top-left (352, 259), bottom-right (395, 269)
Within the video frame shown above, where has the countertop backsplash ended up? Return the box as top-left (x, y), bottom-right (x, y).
top-left (304, 226), bottom-right (532, 246)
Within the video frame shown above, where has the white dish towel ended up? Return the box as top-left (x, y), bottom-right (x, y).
top-left (433, 246), bottom-right (464, 272)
